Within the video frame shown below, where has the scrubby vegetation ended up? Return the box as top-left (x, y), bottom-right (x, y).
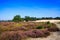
top-left (0, 21), bottom-right (59, 40)
top-left (36, 26), bottom-right (44, 29)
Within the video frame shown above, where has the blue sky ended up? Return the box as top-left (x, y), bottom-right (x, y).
top-left (0, 0), bottom-right (60, 20)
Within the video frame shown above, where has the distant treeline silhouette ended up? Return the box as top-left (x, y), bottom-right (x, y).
top-left (0, 15), bottom-right (60, 22)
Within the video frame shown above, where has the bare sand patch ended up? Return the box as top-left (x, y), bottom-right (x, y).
top-left (35, 20), bottom-right (60, 23)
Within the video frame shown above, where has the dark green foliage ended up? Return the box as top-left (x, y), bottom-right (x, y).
top-left (24, 16), bottom-right (31, 22)
top-left (24, 16), bottom-right (37, 22)
top-left (30, 17), bottom-right (36, 21)
top-left (12, 15), bottom-right (22, 22)
top-left (46, 21), bottom-right (50, 24)
top-left (36, 26), bottom-right (44, 29)
top-left (54, 17), bottom-right (60, 19)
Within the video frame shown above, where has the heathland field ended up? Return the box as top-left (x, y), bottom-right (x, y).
top-left (0, 21), bottom-right (60, 40)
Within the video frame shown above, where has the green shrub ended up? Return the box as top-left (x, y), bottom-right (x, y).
top-left (46, 21), bottom-right (50, 24)
top-left (36, 26), bottom-right (44, 29)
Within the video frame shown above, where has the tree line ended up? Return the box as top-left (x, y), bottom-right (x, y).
top-left (0, 15), bottom-right (60, 22)
top-left (12, 15), bottom-right (60, 22)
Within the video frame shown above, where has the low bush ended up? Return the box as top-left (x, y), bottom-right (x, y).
top-left (24, 30), bottom-right (36, 38)
top-left (41, 29), bottom-right (50, 37)
top-left (36, 26), bottom-right (44, 29)
top-left (48, 27), bottom-right (59, 32)
top-left (46, 21), bottom-right (50, 24)
top-left (24, 29), bottom-right (50, 38)
top-left (47, 23), bottom-right (60, 32)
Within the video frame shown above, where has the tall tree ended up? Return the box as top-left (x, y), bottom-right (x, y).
top-left (12, 15), bottom-right (22, 22)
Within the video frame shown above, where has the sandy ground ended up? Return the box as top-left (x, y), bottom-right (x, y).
top-left (26, 23), bottom-right (60, 40)
top-left (34, 20), bottom-right (60, 23)
top-left (55, 23), bottom-right (60, 29)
